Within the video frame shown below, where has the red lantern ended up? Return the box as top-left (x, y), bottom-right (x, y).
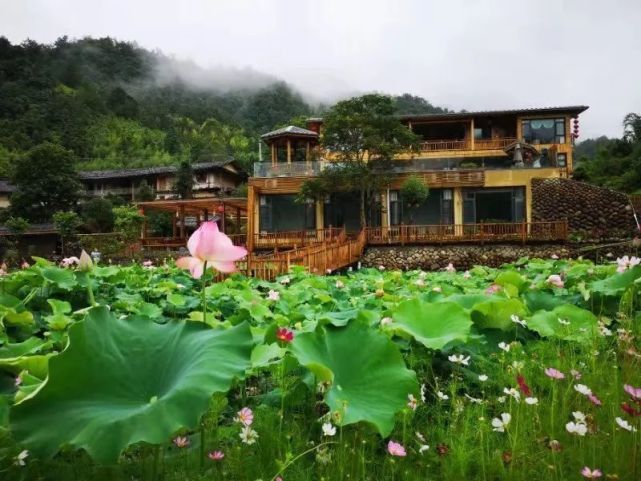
top-left (216, 204), bottom-right (225, 214)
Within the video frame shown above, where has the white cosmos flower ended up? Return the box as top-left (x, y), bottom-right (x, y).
top-left (239, 426), bottom-right (259, 445)
top-left (565, 421), bottom-right (587, 436)
top-left (573, 411), bottom-right (587, 423)
top-left (14, 450), bottom-right (29, 467)
top-left (380, 317), bottom-right (393, 326)
top-left (497, 396), bottom-right (506, 403)
top-left (615, 417), bottom-right (636, 432)
top-left (525, 397), bottom-right (539, 405)
top-left (491, 413), bottom-right (511, 432)
top-left (448, 354), bottom-right (470, 366)
top-left (322, 422), bottom-right (337, 436)
top-left (415, 279), bottom-right (425, 287)
top-left (478, 374), bottom-right (488, 382)
top-left (574, 384), bottom-right (592, 396)
top-left (407, 394), bottom-right (418, 410)
top-left (558, 318), bottom-right (571, 326)
top-left (437, 391), bottom-right (449, 401)
top-left (335, 280), bottom-right (345, 289)
top-left (464, 393), bottom-right (483, 404)
top-left (418, 444), bottom-right (430, 454)
top-left (510, 315), bottom-right (527, 327)
top-left (498, 342), bottom-right (510, 352)
top-left (420, 383), bottom-right (427, 402)
top-left (503, 387), bottom-right (521, 401)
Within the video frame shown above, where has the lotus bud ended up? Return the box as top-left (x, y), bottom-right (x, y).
top-left (78, 250), bottom-right (94, 271)
top-left (375, 288), bottom-right (385, 298)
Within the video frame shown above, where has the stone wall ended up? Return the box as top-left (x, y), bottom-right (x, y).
top-left (532, 178), bottom-right (636, 238)
top-left (360, 243), bottom-right (637, 271)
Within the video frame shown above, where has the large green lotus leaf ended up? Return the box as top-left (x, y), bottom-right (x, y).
top-left (11, 306), bottom-right (253, 462)
top-left (471, 298), bottom-right (527, 331)
top-left (392, 299), bottom-right (472, 350)
top-left (527, 304), bottom-right (598, 342)
top-left (290, 321), bottom-right (418, 436)
top-left (494, 270), bottom-right (527, 292)
top-left (590, 266), bottom-right (641, 296)
top-left (40, 267), bottom-right (77, 290)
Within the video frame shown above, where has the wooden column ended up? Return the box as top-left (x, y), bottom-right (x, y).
top-left (470, 118), bottom-right (475, 150)
top-left (220, 204), bottom-right (226, 233)
top-left (172, 213), bottom-right (177, 239)
top-left (306, 141), bottom-right (311, 162)
top-left (453, 188), bottom-right (464, 226)
top-left (271, 143), bottom-right (276, 164)
top-left (247, 185), bottom-right (256, 251)
top-left (286, 139), bottom-right (292, 163)
top-left (139, 207), bottom-right (147, 240)
top-left (236, 207), bottom-right (241, 234)
top-left (179, 206), bottom-right (186, 239)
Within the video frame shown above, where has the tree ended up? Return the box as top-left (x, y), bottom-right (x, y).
top-left (135, 179), bottom-right (155, 201)
top-left (400, 175), bottom-right (430, 223)
top-left (53, 210), bottom-right (81, 255)
top-left (81, 198), bottom-right (115, 233)
top-left (174, 161), bottom-right (193, 199)
top-left (2, 216), bottom-right (30, 264)
top-left (10, 143), bottom-right (82, 222)
top-left (302, 94), bottom-right (420, 227)
top-left (113, 205), bottom-right (145, 247)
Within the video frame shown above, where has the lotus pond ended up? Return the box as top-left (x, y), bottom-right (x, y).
top-left (0, 255), bottom-right (640, 481)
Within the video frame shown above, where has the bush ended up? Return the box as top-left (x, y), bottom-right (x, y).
top-left (81, 198), bottom-right (115, 233)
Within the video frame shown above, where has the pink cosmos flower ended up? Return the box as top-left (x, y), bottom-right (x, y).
top-left (545, 368), bottom-right (565, 380)
top-left (208, 450), bottom-right (224, 460)
top-left (624, 384), bottom-right (641, 400)
top-left (571, 369), bottom-right (582, 380)
top-left (588, 393), bottom-right (602, 406)
top-left (235, 407), bottom-right (254, 426)
top-left (20, 261), bottom-right (30, 269)
top-left (485, 284), bottom-right (501, 295)
top-left (173, 436), bottom-right (189, 448)
top-left (267, 289), bottom-right (280, 301)
top-left (387, 440), bottom-right (406, 457)
top-left (176, 222), bottom-right (247, 278)
top-left (142, 260), bottom-right (153, 267)
top-left (547, 274), bottom-right (564, 288)
top-left (616, 255), bottom-right (640, 273)
top-left (276, 327), bottom-right (294, 343)
top-left (581, 466), bottom-right (602, 478)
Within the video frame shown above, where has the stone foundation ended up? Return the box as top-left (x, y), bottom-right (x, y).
top-left (360, 243), bottom-right (638, 271)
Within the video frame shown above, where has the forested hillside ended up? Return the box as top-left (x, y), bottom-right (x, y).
top-left (0, 36), bottom-right (449, 175)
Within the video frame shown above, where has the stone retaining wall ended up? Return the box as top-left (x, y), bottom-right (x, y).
top-left (532, 178), bottom-right (636, 238)
top-left (361, 244), bottom-right (637, 271)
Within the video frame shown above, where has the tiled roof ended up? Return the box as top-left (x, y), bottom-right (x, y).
top-left (0, 222), bottom-right (56, 236)
top-left (79, 160), bottom-right (238, 180)
top-left (261, 125), bottom-right (319, 140)
top-left (0, 179), bottom-right (16, 193)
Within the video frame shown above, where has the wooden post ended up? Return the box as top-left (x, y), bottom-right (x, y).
top-left (172, 212), bottom-right (177, 239)
top-left (139, 207), bottom-right (147, 241)
top-left (179, 206), bottom-right (186, 239)
top-left (236, 207), bottom-right (241, 234)
top-left (287, 139), bottom-right (292, 163)
top-left (470, 118), bottom-right (475, 151)
top-left (521, 220), bottom-right (526, 245)
top-left (271, 143), bottom-right (276, 164)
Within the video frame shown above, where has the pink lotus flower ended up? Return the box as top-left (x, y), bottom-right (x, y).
top-left (208, 450), bottom-right (224, 460)
top-left (624, 384), bottom-right (641, 400)
top-left (547, 274), bottom-right (564, 288)
top-left (176, 222), bottom-right (247, 278)
top-left (142, 260), bottom-right (153, 267)
top-left (235, 407), bottom-right (254, 426)
top-left (485, 284), bottom-right (501, 295)
top-left (173, 436), bottom-right (189, 448)
top-left (267, 289), bottom-right (280, 301)
top-left (20, 261), bottom-right (30, 269)
top-left (616, 255), bottom-right (640, 273)
top-left (445, 263), bottom-right (456, 273)
top-left (544, 367), bottom-right (565, 380)
top-left (387, 440), bottom-right (406, 457)
top-left (581, 466), bottom-right (602, 478)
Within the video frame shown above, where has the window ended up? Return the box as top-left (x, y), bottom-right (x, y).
top-left (556, 153), bottom-right (567, 167)
top-left (259, 195), bottom-right (315, 232)
top-left (522, 118), bottom-right (565, 144)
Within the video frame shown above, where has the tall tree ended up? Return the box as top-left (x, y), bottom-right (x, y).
top-left (173, 161), bottom-right (194, 199)
top-left (301, 94), bottom-right (419, 227)
top-left (10, 143), bottom-right (82, 222)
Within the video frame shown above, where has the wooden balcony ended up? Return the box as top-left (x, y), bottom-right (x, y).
top-left (418, 137), bottom-right (516, 152)
top-left (366, 220), bottom-right (568, 245)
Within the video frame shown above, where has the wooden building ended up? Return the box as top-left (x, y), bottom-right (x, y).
top-left (247, 106), bottom-right (588, 250)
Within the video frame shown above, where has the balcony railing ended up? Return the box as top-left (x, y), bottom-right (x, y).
top-left (366, 220), bottom-right (568, 245)
top-left (418, 137), bottom-right (516, 152)
top-left (254, 161), bottom-right (326, 178)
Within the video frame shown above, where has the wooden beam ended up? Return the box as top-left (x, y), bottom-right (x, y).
top-left (287, 139), bottom-right (292, 163)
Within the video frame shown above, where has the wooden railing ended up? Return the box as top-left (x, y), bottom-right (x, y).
top-left (366, 220), bottom-right (568, 245)
top-left (253, 227), bottom-right (345, 249)
top-left (232, 229), bottom-right (366, 280)
top-left (418, 137), bottom-right (516, 152)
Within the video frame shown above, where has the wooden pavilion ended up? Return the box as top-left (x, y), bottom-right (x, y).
top-left (136, 197), bottom-right (248, 249)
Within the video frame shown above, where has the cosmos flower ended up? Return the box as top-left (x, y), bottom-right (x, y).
top-left (516, 374), bottom-right (532, 396)
top-left (387, 440), bottom-right (406, 457)
top-left (510, 315), bottom-right (527, 328)
top-left (239, 425), bottom-right (259, 445)
top-left (566, 422), bottom-right (588, 436)
top-left (322, 422), bottom-right (337, 436)
top-left (463, 270), bottom-right (471, 279)
top-left (276, 327), bottom-right (294, 343)
top-left (173, 436), bottom-right (190, 448)
top-left (525, 397), bottom-right (539, 405)
top-left (498, 342), bottom-right (511, 352)
top-left (581, 467), bottom-right (602, 479)
top-left (437, 391), bottom-right (449, 401)
top-left (208, 450), bottom-right (224, 460)
top-left (335, 280), bottom-right (345, 288)
top-left (616, 255), bottom-right (640, 273)
top-left (445, 263), bottom-right (456, 273)
top-left (448, 354), bottom-right (470, 366)
top-left (545, 368), bottom-right (565, 380)
top-left (235, 407), bottom-right (254, 426)
top-left (491, 413), bottom-right (511, 432)
top-left (624, 384), bottom-right (641, 400)
top-left (615, 417), bottom-right (636, 432)
top-left (14, 450), bottom-right (28, 466)
top-left (574, 384), bottom-right (593, 396)
top-left (267, 289), bottom-right (280, 301)
top-left (478, 374), bottom-right (489, 382)
top-left (280, 276), bottom-right (291, 285)
top-left (407, 393), bottom-right (418, 411)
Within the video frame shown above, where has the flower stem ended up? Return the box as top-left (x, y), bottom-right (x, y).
top-left (270, 441), bottom-right (336, 481)
top-left (202, 261), bottom-right (208, 324)
top-left (200, 420), bottom-right (206, 469)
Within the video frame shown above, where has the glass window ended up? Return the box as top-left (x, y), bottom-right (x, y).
top-left (521, 118), bottom-right (565, 144)
top-left (259, 195), bottom-right (315, 232)
top-left (556, 153), bottom-right (567, 167)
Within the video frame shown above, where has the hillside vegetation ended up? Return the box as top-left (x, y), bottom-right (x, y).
top-left (0, 36), bottom-right (448, 175)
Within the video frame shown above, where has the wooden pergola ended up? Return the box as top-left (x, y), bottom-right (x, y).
top-left (136, 197), bottom-right (248, 249)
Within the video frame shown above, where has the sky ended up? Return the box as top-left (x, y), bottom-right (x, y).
top-left (2, 0), bottom-right (641, 139)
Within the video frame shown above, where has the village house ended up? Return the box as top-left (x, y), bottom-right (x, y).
top-left (247, 106), bottom-right (588, 250)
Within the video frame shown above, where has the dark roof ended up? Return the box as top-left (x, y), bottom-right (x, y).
top-left (399, 105), bottom-right (589, 122)
top-left (261, 125), bottom-right (319, 140)
top-left (306, 106), bottom-right (589, 124)
top-left (79, 160), bottom-right (239, 180)
top-left (0, 223), bottom-right (56, 236)
top-left (0, 179), bottom-right (16, 193)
